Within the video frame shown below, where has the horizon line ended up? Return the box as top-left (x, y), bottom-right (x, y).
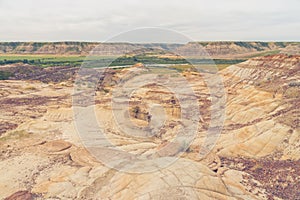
top-left (0, 40), bottom-right (299, 44)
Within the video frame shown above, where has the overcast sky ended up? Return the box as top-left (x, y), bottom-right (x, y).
top-left (0, 0), bottom-right (299, 42)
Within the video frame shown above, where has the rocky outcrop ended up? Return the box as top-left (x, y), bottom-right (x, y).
top-left (0, 54), bottom-right (299, 199)
top-left (280, 43), bottom-right (300, 55)
top-left (0, 42), bottom-right (299, 57)
top-left (4, 191), bottom-right (34, 200)
top-left (0, 64), bottom-right (78, 83)
top-left (176, 41), bottom-right (296, 58)
top-left (0, 42), bottom-right (181, 55)
top-left (217, 54), bottom-right (299, 159)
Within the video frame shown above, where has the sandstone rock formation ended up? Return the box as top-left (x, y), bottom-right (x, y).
top-left (0, 54), bottom-right (299, 199)
top-left (0, 42), bottom-right (299, 57)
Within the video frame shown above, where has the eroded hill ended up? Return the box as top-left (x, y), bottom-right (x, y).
top-left (0, 54), bottom-right (299, 200)
top-left (0, 41), bottom-right (299, 57)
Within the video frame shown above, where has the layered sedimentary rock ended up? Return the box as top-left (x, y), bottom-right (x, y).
top-left (0, 42), bottom-right (299, 57)
top-left (0, 54), bottom-right (299, 199)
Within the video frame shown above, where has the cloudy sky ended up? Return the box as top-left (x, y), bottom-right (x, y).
top-left (0, 0), bottom-right (299, 42)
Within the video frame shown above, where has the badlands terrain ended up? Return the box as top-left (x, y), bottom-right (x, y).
top-left (0, 41), bottom-right (299, 57)
top-left (0, 43), bottom-right (299, 200)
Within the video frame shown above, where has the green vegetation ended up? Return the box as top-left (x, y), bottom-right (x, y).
top-left (0, 54), bottom-right (122, 67)
top-left (245, 50), bottom-right (281, 59)
top-left (0, 54), bottom-right (88, 67)
top-left (214, 59), bottom-right (246, 65)
top-left (131, 62), bottom-right (233, 75)
top-left (110, 55), bottom-right (187, 66)
top-left (110, 56), bottom-right (245, 69)
top-left (0, 130), bottom-right (31, 141)
top-left (169, 64), bottom-right (193, 72)
top-left (24, 86), bottom-right (37, 90)
top-left (0, 54), bottom-right (245, 71)
top-left (0, 71), bottom-right (13, 80)
top-left (285, 87), bottom-right (300, 99)
top-left (214, 64), bottom-right (233, 70)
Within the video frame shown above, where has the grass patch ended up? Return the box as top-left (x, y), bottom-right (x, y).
top-left (0, 54), bottom-right (85, 67)
top-left (215, 64), bottom-right (232, 70)
top-left (0, 54), bottom-right (117, 68)
top-left (0, 130), bottom-right (31, 141)
top-left (244, 50), bottom-right (281, 59)
top-left (0, 54), bottom-right (245, 71)
top-left (0, 71), bottom-right (13, 80)
top-left (24, 86), bottom-right (37, 90)
top-left (284, 87), bottom-right (300, 99)
top-left (170, 63), bottom-right (232, 72)
top-left (169, 64), bottom-right (194, 72)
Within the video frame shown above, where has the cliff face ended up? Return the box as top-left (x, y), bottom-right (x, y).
top-left (220, 54), bottom-right (299, 158)
top-left (0, 42), bottom-right (181, 55)
top-left (175, 41), bottom-right (298, 58)
top-left (0, 42), bottom-right (97, 55)
top-left (217, 54), bottom-right (300, 199)
top-left (224, 54), bottom-right (300, 90)
top-left (0, 41), bottom-right (298, 57)
top-left (280, 43), bottom-right (300, 55)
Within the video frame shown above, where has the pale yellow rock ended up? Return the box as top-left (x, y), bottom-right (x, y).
top-left (70, 148), bottom-right (100, 166)
top-left (217, 120), bottom-right (290, 158)
top-left (0, 55), bottom-right (299, 199)
top-left (42, 140), bottom-right (72, 153)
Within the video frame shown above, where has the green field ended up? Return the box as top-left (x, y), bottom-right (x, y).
top-left (0, 54), bottom-right (245, 70)
top-left (0, 54), bottom-right (185, 67)
top-left (0, 54), bottom-right (117, 67)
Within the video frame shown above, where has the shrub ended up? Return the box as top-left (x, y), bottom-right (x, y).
top-left (0, 71), bottom-right (13, 80)
top-left (284, 87), bottom-right (300, 98)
